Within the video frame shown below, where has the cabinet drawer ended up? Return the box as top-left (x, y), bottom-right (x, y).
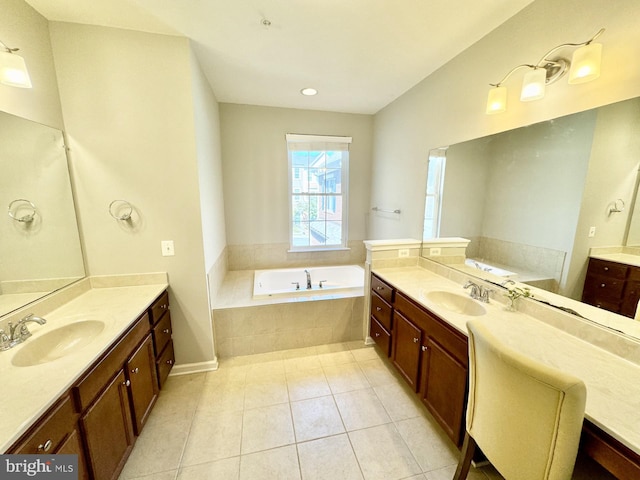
top-left (156, 340), bottom-right (175, 389)
top-left (11, 394), bottom-right (77, 454)
top-left (371, 274), bottom-right (394, 304)
top-left (588, 258), bottom-right (628, 280)
top-left (152, 310), bottom-right (172, 356)
top-left (370, 316), bottom-right (391, 357)
top-left (370, 292), bottom-right (392, 331)
top-left (75, 314), bottom-right (149, 411)
top-left (583, 274), bottom-right (625, 302)
top-left (150, 290), bottom-right (169, 325)
top-left (628, 266), bottom-right (640, 282)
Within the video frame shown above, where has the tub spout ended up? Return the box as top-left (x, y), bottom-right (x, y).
top-left (304, 269), bottom-right (312, 289)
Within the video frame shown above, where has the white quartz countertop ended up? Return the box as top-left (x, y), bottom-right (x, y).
top-left (372, 266), bottom-right (640, 457)
top-left (0, 282), bottom-right (168, 452)
top-left (590, 252), bottom-right (640, 268)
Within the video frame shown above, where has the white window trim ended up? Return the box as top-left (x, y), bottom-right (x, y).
top-left (287, 134), bottom-right (352, 252)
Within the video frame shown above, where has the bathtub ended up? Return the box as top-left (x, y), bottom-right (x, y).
top-left (465, 258), bottom-right (517, 278)
top-left (253, 265), bottom-right (364, 299)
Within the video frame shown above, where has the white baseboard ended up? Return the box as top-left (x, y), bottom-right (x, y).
top-left (169, 358), bottom-right (219, 376)
top-left (364, 336), bottom-right (376, 346)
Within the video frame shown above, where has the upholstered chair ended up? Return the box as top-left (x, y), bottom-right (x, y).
top-left (453, 320), bottom-right (586, 480)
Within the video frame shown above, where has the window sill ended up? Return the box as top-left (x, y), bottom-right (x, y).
top-left (288, 247), bottom-right (351, 253)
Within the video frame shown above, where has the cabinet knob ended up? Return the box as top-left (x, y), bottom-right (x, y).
top-left (167, 359), bottom-right (174, 365)
top-left (601, 283), bottom-right (606, 288)
top-left (375, 307), bottom-right (382, 312)
top-left (131, 367), bottom-right (139, 374)
top-left (163, 328), bottom-right (170, 334)
top-left (376, 286), bottom-right (383, 291)
top-left (413, 337), bottom-right (419, 343)
top-left (421, 345), bottom-right (428, 352)
top-left (123, 379), bottom-right (131, 387)
top-left (161, 304), bottom-right (168, 310)
top-left (604, 267), bottom-right (609, 271)
top-left (37, 439), bottom-right (52, 452)
top-left (375, 333), bottom-right (380, 337)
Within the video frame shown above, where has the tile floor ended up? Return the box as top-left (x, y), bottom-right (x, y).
top-left (118, 341), bottom-right (616, 480)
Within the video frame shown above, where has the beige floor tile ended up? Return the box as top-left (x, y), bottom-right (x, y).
top-left (198, 381), bottom-right (245, 413)
top-left (297, 434), bottom-right (364, 480)
top-left (176, 457), bottom-right (240, 480)
top-left (244, 374), bottom-right (289, 409)
top-left (119, 470), bottom-right (177, 480)
top-left (423, 464), bottom-right (487, 480)
top-left (373, 382), bottom-right (425, 421)
top-left (395, 416), bottom-right (459, 473)
top-left (246, 359), bottom-right (286, 380)
top-left (346, 340), bottom-right (370, 350)
top-left (334, 388), bottom-right (391, 431)
top-left (291, 395), bottom-right (345, 442)
top-left (241, 403), bottom-right (295, 454)
top-left (349, 424), bottom-right (422, 480)
top-left (118, 415), bottom-right (190, 478)
top-left (350, 346), bottom-right (382, 362)
top-left (318, 350), bottom-right (356, 366)
top-left (204, 365), bottom-right (248, 386)
top-left (181, 410), bottom-right (243, 466)
top-left (358, 358), bottom-right (401, 387)
top-left (284, 354), bottom-right (322, 372)
top-left (315, 342), bottom-right (352, 353)
top-left (286, 367), bottom-right (332, 402)
top-left (239, 445), bottom-right (301, 480)
top-left (323, 363), bottom-right (370, 394)
top-left (281, 346), bottom-right (319, 359)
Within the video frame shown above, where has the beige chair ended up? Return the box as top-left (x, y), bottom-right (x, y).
top-left (453, 320), bottom-right (586, 480)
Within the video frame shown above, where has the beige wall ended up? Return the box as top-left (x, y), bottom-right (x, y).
top-left (49, 23), bottom-right (218, 366)
top-left (0, 0), bottom-right (63, 128)
top-left (370, 0), bottom-right (640, 241)
top-left (220, 104), bottom-right (373, 267)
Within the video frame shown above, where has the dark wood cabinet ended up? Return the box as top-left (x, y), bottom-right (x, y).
top-left (127, 334), bottom-right (159, 435)
top-left (369, 274), bottom-right (394, 357)
top-left (149, 292), bottom-right (174, 388)
top-left (391, 311), bottom-right (422, 391)
top-left (582, 257), bottom-right (640, 318)
top-left (81, 370), bottom-right (135, 480)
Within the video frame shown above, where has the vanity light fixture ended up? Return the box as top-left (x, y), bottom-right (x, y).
top-left (0, 39), bottom-right (32, 89)
top-left (300, 87), bottom-right (318, 96)
top-left (486, 28), bottom-right (604, 114)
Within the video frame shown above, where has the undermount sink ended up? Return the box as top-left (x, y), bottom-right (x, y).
top-left (424, 291), bottom-right (487, 317)
top-left (11, 320), bottom-right (105, 367)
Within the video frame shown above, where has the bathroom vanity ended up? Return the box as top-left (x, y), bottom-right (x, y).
top-left (369, 267), bottom-right (640, 479)
top-left (582, 254), bottom-right (640, 318)
top-left (0, 278), bottom-right (173, 480)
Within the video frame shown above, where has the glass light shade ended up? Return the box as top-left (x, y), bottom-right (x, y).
top-left (568, 43), bottom-right (602, 84)
top-left (520, 68), bottom-right (546, 102)
top-left (486, 86), bottom-right (507, 115)
top-left (0, 50), bottom-right (32, 88)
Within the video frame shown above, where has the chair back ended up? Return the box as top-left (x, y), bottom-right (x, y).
top-left (466, 320), bottom-right (586, 480)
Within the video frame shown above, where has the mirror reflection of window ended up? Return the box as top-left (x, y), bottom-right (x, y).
top-left (423, 147), bottom-right (447, 240)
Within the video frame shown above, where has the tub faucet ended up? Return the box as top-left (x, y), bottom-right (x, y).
top-left (304, 269), bottom-right (312, 289)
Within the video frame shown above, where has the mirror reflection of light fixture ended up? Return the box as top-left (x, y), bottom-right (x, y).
top-left (486, 28), bottom-right (604, 115)
top-left (0, 39), bottom-right (32, 89)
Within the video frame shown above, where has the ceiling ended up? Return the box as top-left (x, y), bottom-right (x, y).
top-left (24, 0), bottom-right (534, 114)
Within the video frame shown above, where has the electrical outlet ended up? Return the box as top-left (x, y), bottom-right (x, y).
top-left (161, 240), bottom-right (175, 256)
top-left (430, 247), bottom-right (442, 256)
top-left (588, 226), bottom-right (596, 238)
top-left (398, 249), bottom-right (410, 258)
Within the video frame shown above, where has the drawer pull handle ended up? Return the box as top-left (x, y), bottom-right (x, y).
top-left (376, 286), bottom-right (384, 291)
top-left (123, 380), bottom-right (131, 387)
top-left (413, 337), bottom-right (419, 343)
top-left (131, 367), bottom-right (139, 374)
top-left (421, 346), bottom-right (428, 352)
top-left (38, 439), bottom-right (52, 452)
top-left (167, 359), bottom-right (174, 365)
top-left (375, 333), bottom-right (380, 337)
top-left (163, 328), bottom-right (170, 334)
top-left (376, 307), bottom-right (382, 312)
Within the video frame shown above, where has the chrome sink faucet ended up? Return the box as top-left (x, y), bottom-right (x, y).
top-left (0, 313), bottom-right (47, 351)
top-left (464, 281), bottom-right (493, 304)
top-left (304, 269), bottom-right (312, 290)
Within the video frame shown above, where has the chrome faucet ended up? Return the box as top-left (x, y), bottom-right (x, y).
top-left (304, 269), bottom-right (312, 289)
top-left (0, 313), bottom-right (47, 350)
top-left (464, 281), bottom-right (493, 304)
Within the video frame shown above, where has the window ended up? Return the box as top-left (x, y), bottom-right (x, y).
top-left (423, 147), bottom-right (447, 240)
top-left (286, 134), bottom-right (351, 250)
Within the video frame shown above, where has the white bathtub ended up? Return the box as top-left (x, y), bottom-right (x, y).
top-left (465, 258), bottom-right (517, 278)
top-left (253, 265), bottom-right (364, 299)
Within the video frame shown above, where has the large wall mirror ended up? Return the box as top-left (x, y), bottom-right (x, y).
top-left (422, 96), bottom-right (640, 338)
top-left (0, 111), bottom-right (85, 318)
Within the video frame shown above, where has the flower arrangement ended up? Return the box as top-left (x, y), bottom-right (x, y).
top-left (504, 286), bottom-right (532, 311)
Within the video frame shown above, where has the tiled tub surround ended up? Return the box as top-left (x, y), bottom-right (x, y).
top-left (0, 273), bottom-right (168, 452)
top-left (213, 270), bottom-right (364, 357)
top-left (369, 265), bottom-right (640, 471)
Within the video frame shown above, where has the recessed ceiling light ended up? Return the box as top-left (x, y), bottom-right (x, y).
top-left (300, 87), bottom-right (318, 96)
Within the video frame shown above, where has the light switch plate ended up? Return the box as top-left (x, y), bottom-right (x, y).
top-left (588, 226), bottom-right (596, 238)
top-left (161, 240), bottom-right (175, 256)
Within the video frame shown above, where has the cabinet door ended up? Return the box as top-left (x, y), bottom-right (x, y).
top-left (56, 429), bottom-right (89, 480)
top-left (391, 311), bottom-right (422, 391)
top-left (81, 369), bottom-right (134, 480)
top-left (127, 334), bottom-right (159, 435)
top-left (420, 337), bottom-right (467, 446)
